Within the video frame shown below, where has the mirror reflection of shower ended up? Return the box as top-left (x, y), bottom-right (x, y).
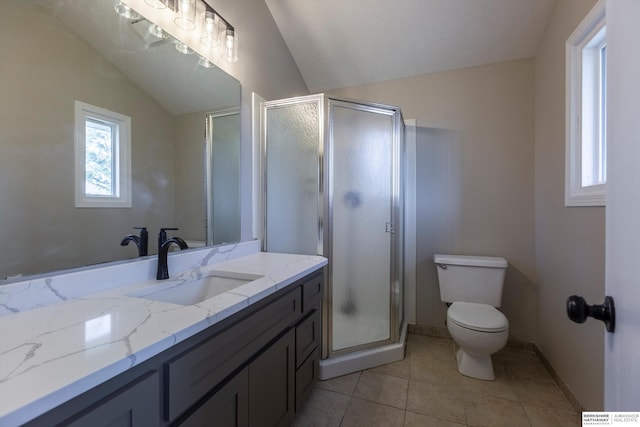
top-left (206, 109), bottom-right (241, 246)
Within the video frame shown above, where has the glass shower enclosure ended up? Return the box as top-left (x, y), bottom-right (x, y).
top-left (262, 95), bottom-right (405, 378)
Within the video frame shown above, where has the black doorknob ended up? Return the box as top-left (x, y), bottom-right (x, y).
top-left (566, 295), bottom-right (615, 333)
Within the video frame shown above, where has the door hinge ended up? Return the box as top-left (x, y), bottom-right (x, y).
top-left (385, 222), bottom-right (395, 234)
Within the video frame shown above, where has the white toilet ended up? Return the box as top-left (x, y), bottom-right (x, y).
top-left (433, 254), bottom-right (509, 381)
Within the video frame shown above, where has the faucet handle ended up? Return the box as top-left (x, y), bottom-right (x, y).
top-left (133, 226), bottom-right (147, 231)
top-left (160, 227), bottom-right (179, 233)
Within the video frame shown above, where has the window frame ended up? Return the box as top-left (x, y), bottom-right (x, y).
top-left (565, 0), bottom-right (606, 207)
top-left (74, 101), bottom-right (132, 208)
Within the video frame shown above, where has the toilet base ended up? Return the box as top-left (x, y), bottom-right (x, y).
top-left (456, 348), bottom-right (496, 381)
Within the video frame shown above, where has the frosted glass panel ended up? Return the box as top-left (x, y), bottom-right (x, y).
top-left (211, 113), bottom-right (240, 245)
top-left (331, 104), bottom-right (393, 351)
top-left (265, 102), bottom-right (320, 255)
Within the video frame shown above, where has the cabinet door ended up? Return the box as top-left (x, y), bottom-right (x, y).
top-left (178, 369), bottom-right (248, 427)
top-left (248, 329), bottom-right (295, 427)
top-left (66, 372), bottom-right (159, 427)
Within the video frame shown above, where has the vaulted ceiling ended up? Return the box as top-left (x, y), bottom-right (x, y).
top-left (265, 0), bottom-right (556, 93)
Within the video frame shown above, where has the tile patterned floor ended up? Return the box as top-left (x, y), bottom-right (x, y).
top-left (292, 334), bottom-right (580, 427)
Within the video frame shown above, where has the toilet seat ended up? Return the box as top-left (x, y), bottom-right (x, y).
top-left (448, 302), bottom-right (508, 333)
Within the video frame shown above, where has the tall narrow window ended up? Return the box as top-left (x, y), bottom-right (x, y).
top-left (85, 118), bottom-right (116, 196)
top-left (580, 28), bottom-right (607, 188)
top-left (75, 101), bottom-right (131, 208)
top-left (566, 0), bottom-right (606, 206)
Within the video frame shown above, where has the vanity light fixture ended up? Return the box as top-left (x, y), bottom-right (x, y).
top-left (114, 2), bottom-right (140, 20)
top-left (198, 3), bottom-right (238, 62)
top-left (115, 0), bottom-right (239, 62)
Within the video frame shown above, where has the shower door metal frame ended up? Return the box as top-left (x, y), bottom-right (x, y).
top-left (324, 97), bottom-right (404, 358)
top-left (260, 94), bottom-right (403, 359)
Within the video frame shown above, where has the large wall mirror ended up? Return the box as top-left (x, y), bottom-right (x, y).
top-left (0, 0), bottom-right (242, 281)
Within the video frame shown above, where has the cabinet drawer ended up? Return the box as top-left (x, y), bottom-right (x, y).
top-left (295, 350), bottom-right (318, 413)
top-left (66, 371), bottom-right (159, 427)
top-left (295, 310), bottom-right (320, 368)
top-left (301, 273), bottom-right (323, 315)
top-left (166, 287), bottom-right (301, 421)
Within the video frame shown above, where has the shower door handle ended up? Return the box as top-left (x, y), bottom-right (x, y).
top-left (385, 222), bottom-right (395, 234)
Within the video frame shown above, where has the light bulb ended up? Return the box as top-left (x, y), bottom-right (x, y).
top-left (221, 28), bottom-right (238, 62)
top-left (174, 0), bottom-right (196, 31)
top-left (200, 11), bottom-right (220, 47)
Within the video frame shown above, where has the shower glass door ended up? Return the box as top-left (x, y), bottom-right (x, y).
top-left (329, 99), bottom-right (398, 352)
top-left (262, 95), bottom-right (323, 255)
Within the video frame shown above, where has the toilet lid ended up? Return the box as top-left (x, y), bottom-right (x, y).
top-left (448, 302), bottom-right (509, 332)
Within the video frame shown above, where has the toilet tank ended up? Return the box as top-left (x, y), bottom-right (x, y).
top-left (433, 254), bottom-right (508, 306)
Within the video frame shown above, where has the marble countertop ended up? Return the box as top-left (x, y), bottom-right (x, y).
top-left (0, 252), bottom-right (327, 427)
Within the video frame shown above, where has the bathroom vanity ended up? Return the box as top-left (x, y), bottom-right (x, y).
top-left (0, 245), bottom-right (326, 427)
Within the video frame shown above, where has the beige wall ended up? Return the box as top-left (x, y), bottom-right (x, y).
top-left (534, 0), bottom-right (604, 410)
top-left (329, 59), bottom-right (537, 343)
top-left (0, 1), bottom-right (177, 277)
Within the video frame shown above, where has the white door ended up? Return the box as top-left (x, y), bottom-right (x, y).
top-left (604, 0), bottom-right (640, 410)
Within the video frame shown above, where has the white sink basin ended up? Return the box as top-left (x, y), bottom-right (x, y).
top-left (127, 271), bottom-right (263, 305)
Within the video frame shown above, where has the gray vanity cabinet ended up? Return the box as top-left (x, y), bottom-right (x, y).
top-left (165, 286), bottom-right (301, 421)
top-left (178, 329), bottom-right (296, 427)
top-left (65, 372), bottom-right (160, 427)
top-left (22, 271), bottom-right (323, 427)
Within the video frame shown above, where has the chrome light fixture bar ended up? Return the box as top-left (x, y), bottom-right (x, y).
top-left (115, 0), bottom-right (239, 63)
top-left (169, 0), bottom-right (238, 62)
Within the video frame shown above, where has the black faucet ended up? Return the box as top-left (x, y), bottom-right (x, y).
top-left (156, 228), bottom-right (189, 280)
top-left (120, 227), bottom-right (149, 256)
top-left (158, 227), bottom-right (179, 251)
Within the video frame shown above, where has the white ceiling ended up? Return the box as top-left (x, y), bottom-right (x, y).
top-left (265, 0), bottom-right (556, 93)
